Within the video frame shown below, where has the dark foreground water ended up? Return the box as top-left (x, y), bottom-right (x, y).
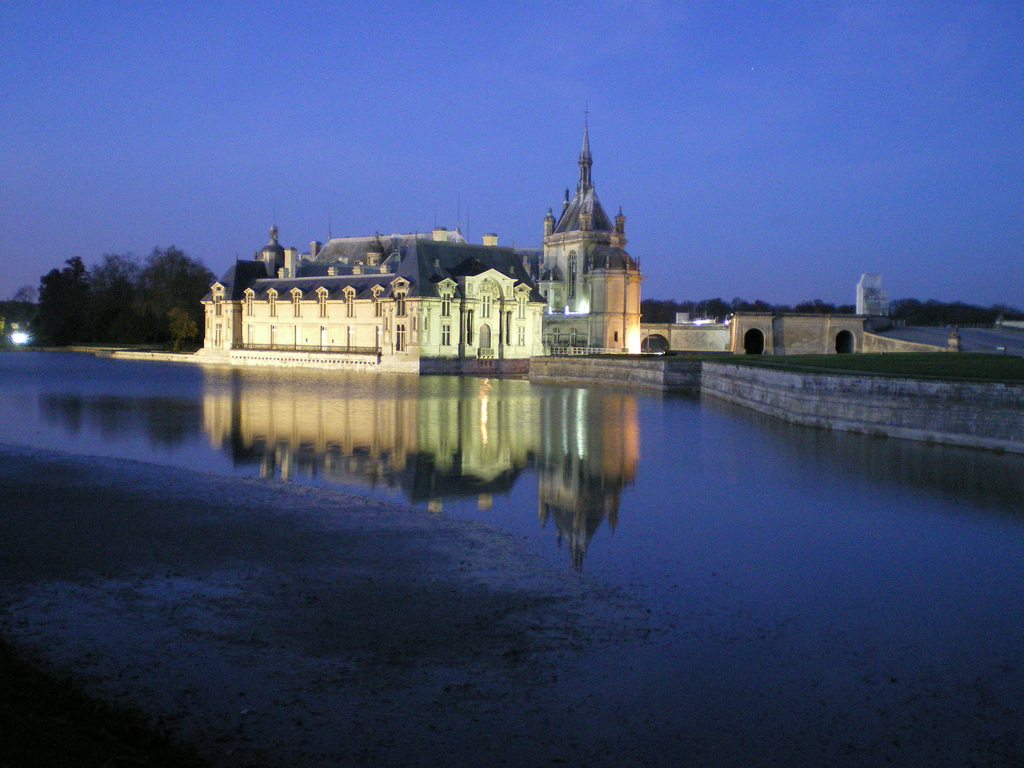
top-left (2, 350), bottom-right (1024, 764)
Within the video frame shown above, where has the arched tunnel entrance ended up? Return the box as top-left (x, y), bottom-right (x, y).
top-left (743, 328), bottom-right (765, 355)
top-left (835, 330), bottom-right (855, 354)
top-left (642, 334), bottom-right (669, 353)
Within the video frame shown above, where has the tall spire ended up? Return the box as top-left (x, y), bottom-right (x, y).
top-left (578, 117), bottom-right (593, 192)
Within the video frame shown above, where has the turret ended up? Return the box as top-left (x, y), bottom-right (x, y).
top-left (544, 208), bottom-right (556, 237)
top-left (611, 207), bottom-right (627, 248)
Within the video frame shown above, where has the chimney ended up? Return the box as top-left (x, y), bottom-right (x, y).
top-left (432, 227), bottom-right (448, 242)
top-left (482, 233), bottom-right (498, 246)
top-left (310, 240), bottom-right (321, 259)
top-left (284, 248), bottom-right (297, 278)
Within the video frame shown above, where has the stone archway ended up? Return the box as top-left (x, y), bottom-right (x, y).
top-left (743, 328), bottom-right (765, 355)
top-left (642, 334), bottom-right (669, 353)
top-left (835, 330), bottom-right (855, 354)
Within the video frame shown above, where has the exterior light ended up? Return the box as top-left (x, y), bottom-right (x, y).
top-left (10, 331), bottom-right (30, 345)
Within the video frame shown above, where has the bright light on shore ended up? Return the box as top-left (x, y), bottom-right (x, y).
top-left (10, 331), bottom-right (30, 345)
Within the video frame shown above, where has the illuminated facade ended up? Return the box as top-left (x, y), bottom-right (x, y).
top-left (200, 227), bottom-right (546, 374)
top-left (532, 124), bottom-right (643, 353)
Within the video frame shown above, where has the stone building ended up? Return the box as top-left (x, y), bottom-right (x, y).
top-left (530, 124), bottom-right (643, 353)
top-left (200, 225), bottom-right (546, 374)
top-left (856, 273), bottom-right (890, 316)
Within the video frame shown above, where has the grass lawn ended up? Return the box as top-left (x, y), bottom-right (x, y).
top-left (721, 352), bottom-right (1024, 383)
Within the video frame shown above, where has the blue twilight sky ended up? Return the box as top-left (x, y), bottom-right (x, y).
top-left (1, 1), bottom-right (1021, 307)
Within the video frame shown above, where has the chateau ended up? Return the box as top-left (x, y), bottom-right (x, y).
top-left (200, 126), bottom-right (644, 370)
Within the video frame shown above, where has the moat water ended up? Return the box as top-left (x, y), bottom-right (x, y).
top-left (3, 350), bottom-right (1024, 763)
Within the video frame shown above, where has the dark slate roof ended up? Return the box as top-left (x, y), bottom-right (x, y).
top-left (205, 259), bottom-right (273, 301)
top-left (207, 236), bottom-right (544, 304)
top-left (553, 185), bottom-right (613, 234)
top-left (589, 246), bottom-right (638, 272)
top-left (248, 274), bottom-right (397, 301)
top-left (409, 240), bottom-right (544, 302)
top-left (312, 232), bottom-right (463, 265)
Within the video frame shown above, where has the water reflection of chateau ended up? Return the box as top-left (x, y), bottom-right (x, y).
top-left (201, 369), bottom-right (638, 567)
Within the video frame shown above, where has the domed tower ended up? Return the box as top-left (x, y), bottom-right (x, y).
top-left (540, 123), bottom-right (642, 353)
top-left (258, 225), bottom-right (285, 276)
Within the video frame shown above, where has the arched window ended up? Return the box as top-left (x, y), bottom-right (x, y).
top-left (292, 291), bottom-right (301, 317)
top-left (317, 289), bottom-right (328, 318)
top-left (268, 291), bottom-right (278, 318)
top-left (568, 251), bottom-right (577, 299)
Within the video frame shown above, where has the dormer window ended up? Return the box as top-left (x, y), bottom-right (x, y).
top-left (395, 291), bottom-right (406, 317)
top-left (268, 290), bottom-right (278, 317)
top-left (291, 289), bottom-right (302, 318)
top-left (344, 288), bottom-right (355, 318)
top-left (441, 293), bottom-right (451, 317)
top-left (244, 289), bottom-right (255, 317)
top-left (317, 287), bottom-right (328, 318)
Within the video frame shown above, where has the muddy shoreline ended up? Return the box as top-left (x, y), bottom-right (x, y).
top-left (0, 444), bottom-right (649, 767)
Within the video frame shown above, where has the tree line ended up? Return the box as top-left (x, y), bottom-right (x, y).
top-left (27, 247), bottom-right (214, 348)
top-left (640, 297), bottom-right (1024, 326)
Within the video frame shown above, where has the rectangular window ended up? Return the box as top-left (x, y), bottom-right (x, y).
top-left (214, 297), bottom-right (223, 317)
top-left (481, 294), bottom-right (491, 319)
top-left (269, 296), bottom-right (277, 317)
top-left (396, 324), bottom-right (406, 352)
top-left (246, 295), bottom-right (253, 316)
top-left (505, 312), bottom-right (512, 345)
top-left (517, 295), bottom-right (526, 320)
top-left (517, 325), bottom-right (525, 346)
top-left (395, 293), bottom-right (406, 317)
top-left (374, 299), bottom-right (383, 317)
top-left (441, 324), bottom-right (451, 346)
top-left (318, 293), bottom-right (327, 318)
top-left (465, 310), bottom-right (474, 345)
top-left (346, 295), bottom-right (354, 318)
top-left (293, 295), bottom-right (301, 318)
top-left (441, 294), bottom-right (451, 317)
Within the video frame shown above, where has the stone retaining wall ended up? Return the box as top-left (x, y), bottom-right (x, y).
top-left (861, 332), bottom-right (947, 353)
top-left (700, 361), bottom-right (1024, 453)
top-left (528, 356), bottom-right (703, 392)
